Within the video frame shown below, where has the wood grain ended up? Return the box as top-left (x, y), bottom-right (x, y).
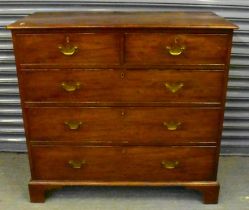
top-left (15, 33), bottom-right (121, 66)
top-left (26, 107), bottom-right (221, 145)
top-left (20, 70), bottom-right (224, 104)
top-left (7, 12), bottom-right (238, 29)
top-left (125, 33), bottom-right (229, 66)
top-left (30, 145), bottom-right (217, 181)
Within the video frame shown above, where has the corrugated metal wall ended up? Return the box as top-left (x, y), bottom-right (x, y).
top-left (0, 0), bottom-right (248, 155)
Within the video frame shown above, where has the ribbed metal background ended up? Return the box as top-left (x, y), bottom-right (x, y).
top-left (0, 0), bottom-right (248, 155)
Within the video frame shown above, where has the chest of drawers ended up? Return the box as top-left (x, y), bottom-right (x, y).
top-left (7, 12), bottom-right (237, 204)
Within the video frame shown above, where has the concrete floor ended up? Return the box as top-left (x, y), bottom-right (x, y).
top-left (0, 153), bottom-right (248, 210)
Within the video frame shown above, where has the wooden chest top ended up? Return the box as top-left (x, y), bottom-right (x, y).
top-left (7, 11), bottom-right (237, 29)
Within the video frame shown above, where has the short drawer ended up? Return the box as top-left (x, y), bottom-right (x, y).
top-left (31, 146), bottom-right (217, 181)
top-left (20, 70), bottom-right (224, 104)
top-left (15, 33), bottom-right (120, 67)
top-left (26, 107), bottom-right (221, 145)
top-left (125, 33), bottom-right (229, 67)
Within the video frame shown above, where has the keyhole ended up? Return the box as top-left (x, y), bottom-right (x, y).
top-left (121, 111), bottom-right (125, 116)
top-left (174, 37), bottom-right (179, 44)
top-left (66, 36), bottom-right (70, 43)
top-left (121, 72), bottom-right (125, 79)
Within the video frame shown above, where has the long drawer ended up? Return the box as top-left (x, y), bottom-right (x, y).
top-left (26, 107), bottom-right (221, 145)
top-left (30, 145), bottom-right (217, 181)
top-left (15, 33), bottom-right (121, 67)
top-left (20, 70), bottom-right (224, 104)
top-left (125, 33), bottom-right (229, 67)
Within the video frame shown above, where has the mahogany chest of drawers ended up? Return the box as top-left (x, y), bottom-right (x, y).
top-left (7, 12), bottom-right (237, 203)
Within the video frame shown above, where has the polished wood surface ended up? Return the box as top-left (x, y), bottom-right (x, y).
top-left (8, 11), bottom-right (237, 203)
top-left (28, 181), bottom-right (219, 203)
top-left (26, 107), bottom-right (221, 145)
top-left (126, 33), bottom-right (229, 66)
top-left (20, 70), bottom-right (224, 104)
top-left (15, 33), bottom-right (120, 66)
top-left (30, 146), bottom-right (216, 181)
top-left (7, 12), bottom-right (238, 29)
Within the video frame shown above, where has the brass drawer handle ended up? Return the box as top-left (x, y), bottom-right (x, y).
top-left (68, 160), bottom-right (86, 169)
top-left (59, 45), bottom-right (78, 56)
top-left (163, 121), bottom-right (181, 131)
top-left (166, 45), bottom-right (185, 56)
top-left (58, 36), bottom-right (78, 56)
top-left (64, 121), bottom-right (82, 130)
top-left (161, 160), bottom-right (179, 169)
top-left (166, 36), bottom-right (186, 56)
top-left (164, 82), bottom-right (184, 93)
top-left (61, 81), bottom-right (80, 92)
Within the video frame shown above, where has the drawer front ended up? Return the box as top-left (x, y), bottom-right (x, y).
top-left (15, 33), bottom-right (120, 66)
top-left (26, 107), bottom-right (221, 144)
top-left (31, 146), bottom-right (217, 181)
top-left (20, 70), bottom-right (224, 103)
top-left (125, 33), bottom-right (229, 66)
